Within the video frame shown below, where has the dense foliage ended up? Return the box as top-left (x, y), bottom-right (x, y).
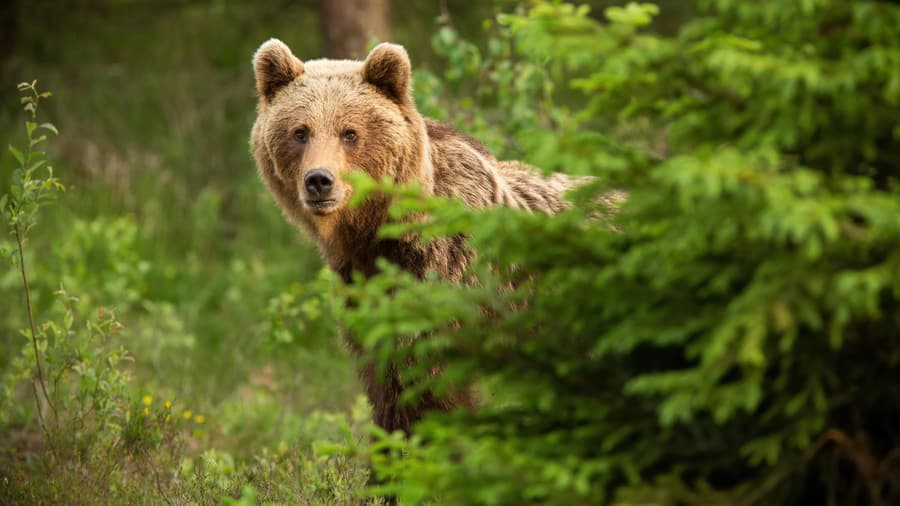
top-left (342, 1), bottom-right (900, 504)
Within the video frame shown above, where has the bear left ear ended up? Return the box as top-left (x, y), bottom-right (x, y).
top-left (362, 43), bottom-right (412, 104)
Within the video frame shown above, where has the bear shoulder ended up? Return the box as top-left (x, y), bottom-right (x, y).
top-left (425, 118), bottom-right (580, 213)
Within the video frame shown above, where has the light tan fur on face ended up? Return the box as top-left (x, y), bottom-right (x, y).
top-left (251, 39), bottom-right (595, 434)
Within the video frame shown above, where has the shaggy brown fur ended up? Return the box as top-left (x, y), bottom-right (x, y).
top-left (251, 39), bottom-right (583, 434)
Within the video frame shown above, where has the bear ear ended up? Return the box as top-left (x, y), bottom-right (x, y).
top-left (253, 38), bottom-right (304, 102)
top-left (362, 43), bottom-right (411, 104)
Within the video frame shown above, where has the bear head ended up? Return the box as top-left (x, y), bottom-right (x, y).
top-left (251, 39), bottom-right (434, 256)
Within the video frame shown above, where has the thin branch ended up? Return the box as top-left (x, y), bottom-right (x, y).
top-left (14, 223), bottom-right (58, 429)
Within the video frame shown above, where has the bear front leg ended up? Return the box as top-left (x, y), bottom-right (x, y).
top-left (360, 362), bottom-right (419, 435)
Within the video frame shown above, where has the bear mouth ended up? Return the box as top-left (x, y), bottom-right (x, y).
top-left (305, 199), bottom-right (339, 214)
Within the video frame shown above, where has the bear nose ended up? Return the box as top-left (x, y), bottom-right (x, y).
top-left (304, 168), bottom-right (335, 197)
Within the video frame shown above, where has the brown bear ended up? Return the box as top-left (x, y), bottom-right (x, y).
top-left (250, 39), bottom-right (585, 434)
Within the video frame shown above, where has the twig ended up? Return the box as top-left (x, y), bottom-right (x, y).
top-left (146, 448), bottom-right (174, 506)
top-left (14, 223), bottom-right (59, 434)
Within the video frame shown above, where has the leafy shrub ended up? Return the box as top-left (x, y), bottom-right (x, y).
top-left (342, 2), bottom-right (900, 505)
top-left (0, 82), bottom-right (186, 505)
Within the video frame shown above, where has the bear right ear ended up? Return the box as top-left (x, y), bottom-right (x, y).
top-left (253, 39), bottom-right (304, 102)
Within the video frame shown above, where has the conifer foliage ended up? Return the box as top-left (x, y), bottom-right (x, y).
top-left (342, 1), bottom-right (900, 504)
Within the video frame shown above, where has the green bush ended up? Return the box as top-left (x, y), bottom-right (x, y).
top-left (343, 2), bottom-right (900, 505)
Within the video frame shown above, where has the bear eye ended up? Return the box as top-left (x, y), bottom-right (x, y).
top-left (293, 128), bottom-right (309, 144)
top-left (341, 129), bottom-right (358, 143)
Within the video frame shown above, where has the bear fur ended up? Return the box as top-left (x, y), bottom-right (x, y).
top-left (251, 39), bottom-right (583, 434)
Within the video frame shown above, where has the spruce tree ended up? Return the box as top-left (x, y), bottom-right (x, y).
top-left (342, 2), bottom-right (900, 504)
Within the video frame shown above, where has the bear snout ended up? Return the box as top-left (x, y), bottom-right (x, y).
top-left (301, 168), bottom-right (345, 215)
top-left (304, 168), bottom-right (335, 198)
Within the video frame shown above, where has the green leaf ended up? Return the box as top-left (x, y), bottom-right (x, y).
top-left (38, 123), bottom-right (58, 135)
top-left (28, 160), bottom-right (46, 173)
top-left (8, 144), bottom-right (24, 166)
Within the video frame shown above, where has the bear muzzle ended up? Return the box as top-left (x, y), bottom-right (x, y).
top-left (302, 168), bottom-right (344, 215)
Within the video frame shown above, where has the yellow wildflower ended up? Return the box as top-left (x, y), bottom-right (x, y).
top-left (182, 410), bottom-right (192, 420)
top-left (164, 400), bottom-right (172, 409)
top-left (144, 407), bottom-right (150, 415)
top-left (143, 395), bottom-right (153, 406)
top-left (193, 414), bottom-right (206, 424)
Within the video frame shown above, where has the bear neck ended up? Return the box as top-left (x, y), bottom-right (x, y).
top-left (327, 203), bottom-right (431, 283)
